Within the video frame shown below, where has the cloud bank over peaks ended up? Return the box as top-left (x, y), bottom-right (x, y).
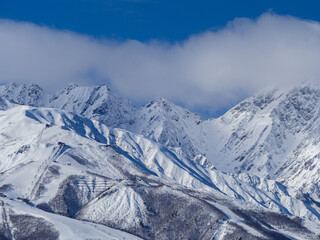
top-left (0, 12), bottom-right (320, 116)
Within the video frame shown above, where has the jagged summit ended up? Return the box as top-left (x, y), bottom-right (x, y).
top-left (129, 96), bottom-right (203, 158)
top-left (0, 83), bottom-right (204, 157)
top-left (144, 96), bottom-right (176, 107)
top-left (139, 96), bottom-right (202, 125)
top-left (0, 82), bottom-right (136, 128)
top-left (0, 82), bottom-right (44, 107)
top-left (198, 84), bottom-right (320, 202)
top-left (0, 103), bottom-right (319, 239)
top-left (1, 81), bottom-right (320, 238)
top-left (142, 96), bottom-right (202, 122)
top-left (49, 84), bottom-right (136, 128)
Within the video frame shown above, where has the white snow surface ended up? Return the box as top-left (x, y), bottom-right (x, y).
top-left (1, 197), bottom-right (140, 240)
top-left (2, 82), bottom-right (320, 238)
top-left (0, 102), bottom-right (319, 235)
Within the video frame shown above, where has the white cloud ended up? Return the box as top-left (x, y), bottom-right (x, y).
top-left (1, 13), bottom-right (320, 115)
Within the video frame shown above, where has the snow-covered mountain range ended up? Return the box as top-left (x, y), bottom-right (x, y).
top-left (1, 82), bottom-right (320, 239)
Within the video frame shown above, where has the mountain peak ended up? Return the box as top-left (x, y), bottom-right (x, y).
top-left (1, 81), bottom-right (320, 238)
top-left (144, 96), bottom-right (173, 109)
top-left (0, 82), bottom-right (44, 107)
top-left (64, 83), bottom-right (79, 93)
top-left (48, 84), bottom-right (136, 128)
top-left (153, 96), bottom-right (169, 102)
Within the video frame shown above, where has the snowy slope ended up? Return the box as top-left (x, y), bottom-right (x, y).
top-left (0, 83), bottom-right (205, 159)
top-left (0, 197), bottom-right (140, 240)
top-left (49, 84), bottom-right (136, 128)
top-left (0, 103), bottom-right (319, 239)
top-left (199, 85), bottom-right (320, 201)
top-left (2, 82), bottom-right (320, 238)
top-left (2, 82), bottom-right (320, 195)
top-left (0, 83), bottom-right (136, 128)
top-left (0, 97), bottom-right (15, 111)
top-left (127, 97), bottom-right (205, 159)
top-left (0, 83), bottom-right (45, 107)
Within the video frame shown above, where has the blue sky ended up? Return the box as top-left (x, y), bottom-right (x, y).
top-left (1, 1), bottom-right (320, 118)
top-left (1, 0), bottom-right (320, 42)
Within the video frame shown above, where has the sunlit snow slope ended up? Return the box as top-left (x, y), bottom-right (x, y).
top-left (1, 83), bottom-right (320, 239)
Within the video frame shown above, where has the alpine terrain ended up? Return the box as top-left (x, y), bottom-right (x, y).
top-left (0, 82), bottom-right (320, 239)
